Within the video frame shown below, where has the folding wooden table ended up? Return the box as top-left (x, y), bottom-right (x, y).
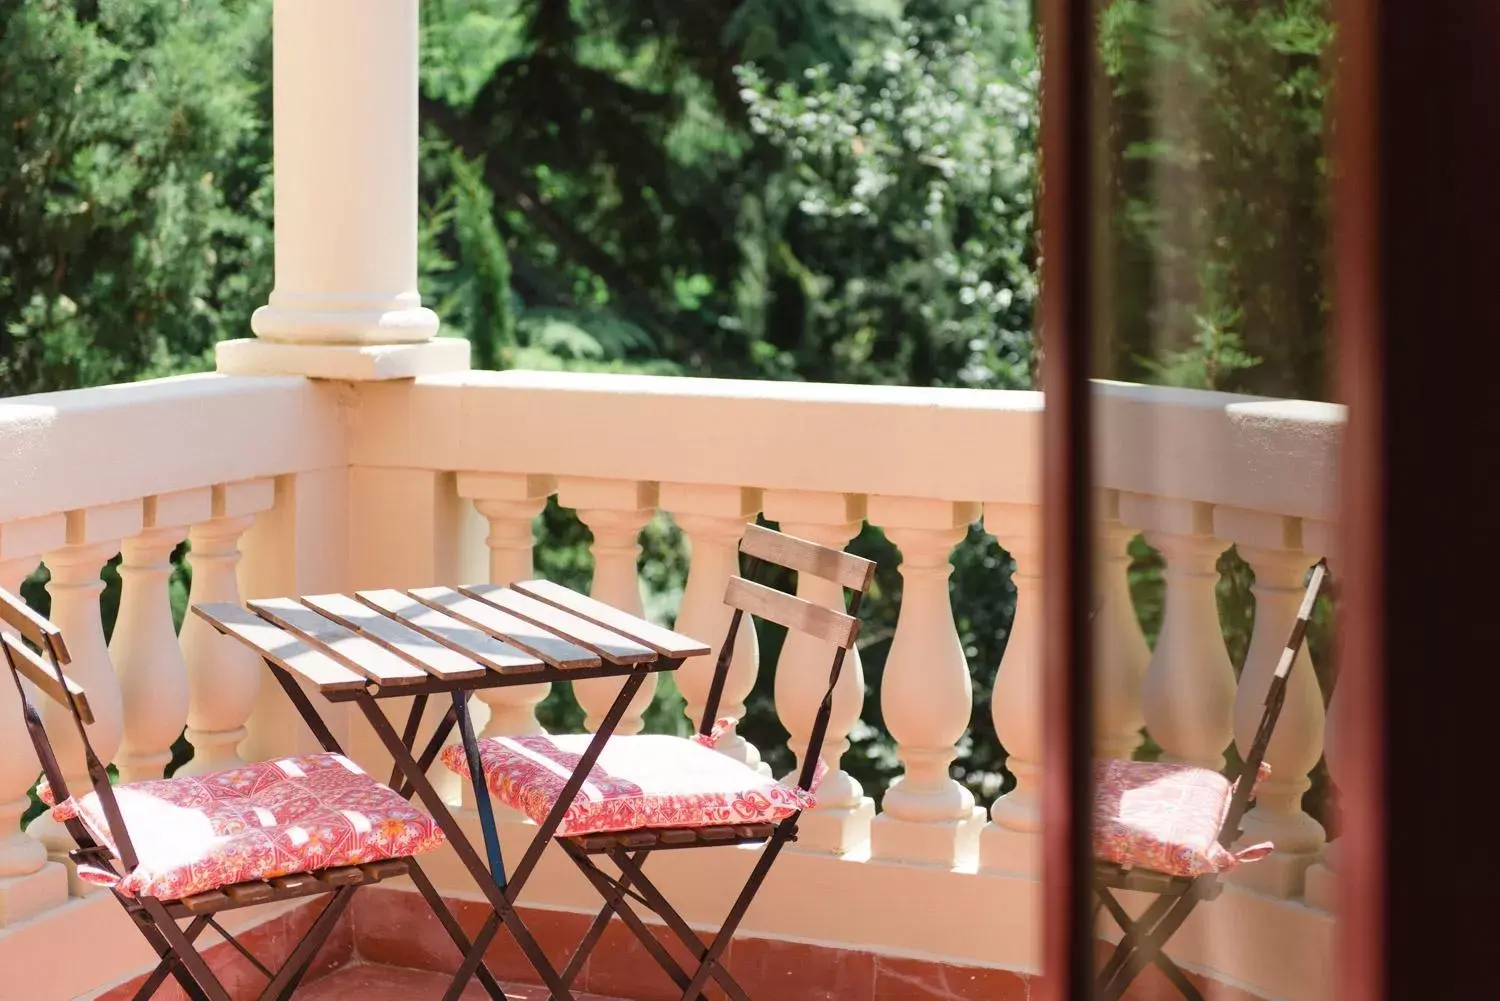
top-left (193, 580), bottom-right (709, 1001)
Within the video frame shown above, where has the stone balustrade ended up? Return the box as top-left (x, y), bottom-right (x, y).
top-left (0, 370), bottom-right (1344, 1001)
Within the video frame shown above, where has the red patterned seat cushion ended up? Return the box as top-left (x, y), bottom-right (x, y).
top-left (39, 753), bottom-right (445, 900)
top-left (440, 727), bottom-right (816, 837)
top-left (1093, 759), bottom-right (1273, 878)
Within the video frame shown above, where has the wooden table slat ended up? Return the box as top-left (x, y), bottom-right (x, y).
top-left (406, 587), bottom-right (600, 670)
top-left (191, 603), bottom-right (367, 693)
top-left (299, 593), bottom-right (488, 681)
top-left (354, 589), bottom-right (545, 675)
top-left (462, 585), bottom-right (655, 665)
top-left (248, 598), bottom-right (428, 686)
top-left (510, 579), bottom-right (710, 659)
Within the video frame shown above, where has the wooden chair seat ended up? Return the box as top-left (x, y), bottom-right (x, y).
top-left (567, 823), bottom-right (777, 855)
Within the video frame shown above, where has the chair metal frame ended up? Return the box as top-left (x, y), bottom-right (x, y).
top-left (0, 586), bottom-right (473, 1001)
top-left (192, 581), bottom-right (707, 1001)
top-left (1093, 560), bottom-right (1331, 1001)
top-left (502, 524), bottom-right (877, 1001)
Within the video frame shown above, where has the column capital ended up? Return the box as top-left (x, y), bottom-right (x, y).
top-left (763, 490), bottom-right (866, 528)
top-left (458, 472), bottom-right (557, 504)
top-left (982, 502), bottom-right (1042, 566)
top-left (143, 488), bottom-right (213, 532)
top-left (868, 496), bottom-right (980, 533)
top-left (1118, 493), bottom-right (1213, 538)
top-left (0, 515), bottom-right (66, 565)
top-left (63, 501), bottom-right (143, 552)
top-left (557, 477), bottom-right (658, 513)
top-left (659, 483), bottom-right (762, 520)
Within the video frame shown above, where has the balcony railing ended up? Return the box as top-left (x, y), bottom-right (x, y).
top-left (0, 370), bottom-right (1342, 1000)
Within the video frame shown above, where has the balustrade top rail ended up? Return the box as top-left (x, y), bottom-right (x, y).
top-left (0, 374), bottom-right (346, 526)
top-left (0, 368), bottom-right (1345, 535)
top-left (0, 367), bottom-right (1343, 1001)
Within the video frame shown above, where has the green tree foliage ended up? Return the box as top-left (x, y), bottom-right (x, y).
top-left (0, 0), bottom-right (272, 396)
top-left (3, 0), bottom-right (1335, 819)
top-left (737, 11), bottom-right (1038, 387)
top-left (1097, 0), bottom-right (1332, 399)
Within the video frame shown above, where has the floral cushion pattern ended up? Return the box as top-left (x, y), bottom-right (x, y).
top-left (1092, 758), bottom-right (1274, 878)
top-left (39, 753), bottom-right (445, 900)
top-left (440, 721), bottom-right (817, 837)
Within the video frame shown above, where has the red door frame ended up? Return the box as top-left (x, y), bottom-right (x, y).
top-left (1035, 0), bottom-right (1414, 996)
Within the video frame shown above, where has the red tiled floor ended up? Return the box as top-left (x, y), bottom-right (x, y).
top-left (728, 936), bottom-right (874, 1001)
top-left (872, 955), bottom-right (1036, 1000)
top-left (96, 900), bottom-right (353, 1001)
top-left (297, 963), bottom-right (626, 1000)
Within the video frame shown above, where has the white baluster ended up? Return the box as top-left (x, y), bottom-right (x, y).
top-left (764, 491), bottom-right (873, 855)
top-left (1125, 496), bottom-right (1236, 769)
top-left (1304, 675), bottom-right (1342, 911)
top-left (869, 497), bottom-right (985, 867)
top-left (980, 503), bottom-right (1043, 876)
top-left (459, 473), bottom-right (555, 737)
top-left (178, 481), bottom-right (274, 776)
top-left (1095, 491), bottom-right (1149, 759)
top-left (0, 538), bottom-right (68, 925)
top-left (662, 484), bottom-right (763, 770)
top-left (1302, 521), bottom-right (1339, 911)
top-left (112, 491), bottom-right (210, 782)
top-left (1229, 525), bottom-right (1327, 897)
top-left (559, 478), bottom-right (658, 735)
top-left (27, 503), bottom-right (137, 890)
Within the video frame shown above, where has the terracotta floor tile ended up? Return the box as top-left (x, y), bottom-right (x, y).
top-left (297, 963), bottom-right (625, 1000)
top-left (731, 937), bottom-right (876, 1001)
top-left (1096, 940), bottom-right (1269, 1001)
top-left (95, 900), bottom-right (351, 1001)
top-left (873, 956), bottom-right (1036, 1001)
top-left (353, 887), bottom-right (594, 987)
top-left (582, 916), bottom-right (728, 1001)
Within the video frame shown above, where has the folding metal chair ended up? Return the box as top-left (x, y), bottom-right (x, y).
top-left (0, 586), bottom-right (480, 1001)
top-left (443, 524), bottom-right (875, 1001)
top-left (1093, 560), bottom-right (1330, 1001)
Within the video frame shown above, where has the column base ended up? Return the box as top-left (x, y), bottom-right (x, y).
top-left (870, 806), bottom-right (985, 868)
top-left (216, 337), bottom-right (470, 381)
top-left (1227, 847), bottom-right (1321, 898)
top-left (978, 822), bottom-right (1042, 877)
top-left (0, 861), bottom-right (68, 926)
top-left (792, 798), bottom-right (875, 856)
top-left (1303, 860), bottom-right (1337, 911)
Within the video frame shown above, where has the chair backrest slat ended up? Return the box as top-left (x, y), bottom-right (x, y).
top-left (2, 634), bottom-right (94, 725)
top-left (0, 587), bottom-right (71, 664)
top-left (1219, 558), bottom-right (1329, 847)
top-left (739, 524), bottom-right (875, 592)
top-left (722, 576), bottom-right (860, 650)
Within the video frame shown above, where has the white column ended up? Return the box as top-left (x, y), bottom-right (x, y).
top-left (1124, 496), bottom-right (1236, 770)
top-left (869, 497), bottom-right (985, 867)
top-left (178, 481), bottom-right (275, 776)
top-left (764, 491), bottom-right (873, 855)
top-left (223, 0), bottom-right (465, 380)
top-left (459, 473), bottom-right (556, 737)
top-left (559, 478), bottom-right (658, 735)
top-left (980, 503), bottom-right (1043, 876)
top-left (112, 491), bottom-right (210, 782)
top-left (663, 484), bottom-right (764, 771)
top-left (1095, 492), bottom-right (1149, 760)
top-left (27, 504), bottom-right (138, 889)
top-left (1223, 509), bottom-right (1328, 897)
top-left (0, 532), bottom-right (69, 926)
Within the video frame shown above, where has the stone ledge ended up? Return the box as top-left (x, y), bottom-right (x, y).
top-left (215, 338), bottom-right (471, 381)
